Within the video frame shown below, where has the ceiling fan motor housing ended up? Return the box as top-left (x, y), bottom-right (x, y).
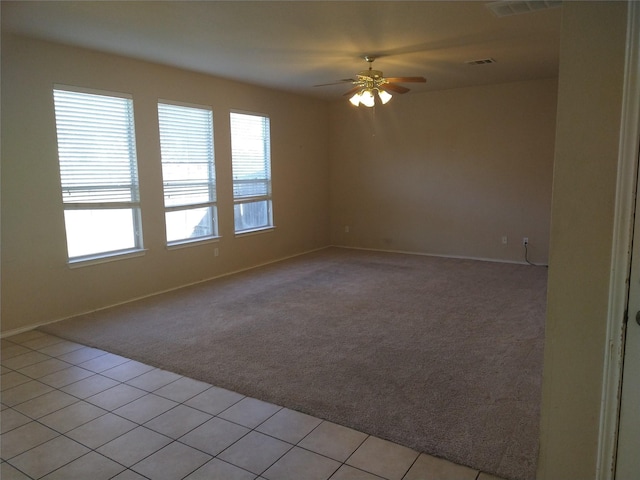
top-left (356, 70), bottom-right (386, 90)
top-left (358, 69), bottom-right (384, 80)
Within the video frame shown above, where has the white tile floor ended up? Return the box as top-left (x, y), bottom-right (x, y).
top-left (1, 330), bottom-right (506, 480)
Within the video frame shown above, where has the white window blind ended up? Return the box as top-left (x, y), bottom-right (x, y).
top-left (54, 89), bottom-right (139, 205)
top-left (53, 87), bottom-right (143, 261)
top-left (158, 102), bottom-right (217, 244)
top-left (230, 112), bottom-right (273, 233)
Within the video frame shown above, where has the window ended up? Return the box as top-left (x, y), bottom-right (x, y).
top-left (53, 87), bottom-right (143, 261)
top-left (230, 112), bottom-right (273, 233)
top-left (158, 102), bottom-right (217, 244)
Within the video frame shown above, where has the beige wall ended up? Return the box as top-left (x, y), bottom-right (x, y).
top-left (538, 2), bottom-right (628, 479)
top-left (1, 34), bottom-right (330, 333)
top-left (328, 78), bottom-right (557, 264)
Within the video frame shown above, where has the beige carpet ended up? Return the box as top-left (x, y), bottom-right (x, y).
top-left (40, 247), bottom-right (547, 480)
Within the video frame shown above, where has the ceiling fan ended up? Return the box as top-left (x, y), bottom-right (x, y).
top-left (315, 55), bottom-right (426, 107)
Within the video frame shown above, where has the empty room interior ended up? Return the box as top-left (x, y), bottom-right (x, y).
top-left (1, 2), bottom-right (636, 480)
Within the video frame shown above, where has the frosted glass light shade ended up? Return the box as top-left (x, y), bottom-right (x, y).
top-left (349, 92), bottom-right (362, 106)
top-left (360, 89), bottom-right (375, 107)
top-left (378, 89), bottom-right (392, 104)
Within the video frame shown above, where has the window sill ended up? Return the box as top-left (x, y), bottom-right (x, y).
top-left (68, 249), bottom-right (147, 268)
top-left (167, 236), bottom-right (221, 250)
top-left (234, 226), bottom-right (275, 238)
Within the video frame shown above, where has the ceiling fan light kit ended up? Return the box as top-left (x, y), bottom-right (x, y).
top-left (316, 55), bottom-right (426, 107)
top-left (349, 86), bottom-right (390, 107)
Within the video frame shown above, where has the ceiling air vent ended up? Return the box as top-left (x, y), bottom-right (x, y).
top-left (486, 1), bottom-right (562, 17)
top-left (465, 58), bottom-right (497, 66)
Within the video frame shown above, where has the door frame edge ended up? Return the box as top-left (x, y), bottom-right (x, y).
top-left (597, 2), bottom-right (640, 479)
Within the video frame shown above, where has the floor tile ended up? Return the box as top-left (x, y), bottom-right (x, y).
top-left (263, 446), bottom-right (340, 480)
top-left (2, 351), bottom-right (50, 370)
top-left (153, 376), bottom-right (211, 402)
top-left (256, 407), bottom-right (322, 444)
top-left (111, 470), bottom-right (149, 480)
top-left (0, 408), bottom-right (32, 434)
top-left (218, 396), bottom-right (281, 429)
top-left (144, 404), bottom-right (212, 438)
top-left (101, 360), bottom-right (156, 382)
top-left (1, 462), bottom-right (31, 480)
top-left (184, 458), bottom-right (257, 480)
top-left (299, 421), bottom-right (368, 462)
top-left (1, 372), bottom-right (32, 391)
top-left (78, 353), bottom-right (131, 373)
top-left (1, 380), bottom-right (54, 407)
top-left (125, 368), bottom-right (182, 392)
top-left (184, 385), bottom-right (245, 415)
top-left (38, 365), bottom-right (95, 388)
top-left (38, 401), bottom-right (107, 433)
top-left (113, 393), bottom-right (177, 423)
top-left (403, 453), bottom-right (478, 480)
top-left (0, 421), bottom-right (58, 459)
top-left (218, 430), bottom-right (291, 475)
top-left (346, 436), bottom-right (419, 480)
top-left (40, 451), bottom-right (125, 480)
top-left (85, 383), bottom-right (147, 410)
top-left (13, 389), bottom-right (78, 419)
top-left (330, 464), bottom-right (386, 480)
top-left (36, 340), bottom-right (85, 358)
top-left (131, 441), bottom-right (212, 480)
top-left (180, 417), bottom-right (250, 456)
top-left (60, 374), bottom-right (119, 398)
top-left (57, 346), bottom-right (108, 365)
top-left (9, 435), bottom-right (89, 478)
top-left (66, 412), bottom-right (137, 449)
top-left (17, 358), bottom-right (72, 380)
top-left (6, 330), bottom-right (48, 344)
top-left (97, 426), bottom-right (172, 467)
top-left (21, 334), bottom-right (65, 351)
top-left (1, 344), bottom-right (31, 361)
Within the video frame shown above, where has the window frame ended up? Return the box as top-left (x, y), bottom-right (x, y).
top-left (52, 84), bottom-right (144, 265)
top-left (157, 100), bottom-right (219, 246)
top-left (229, 110), bottom-right (274, 235)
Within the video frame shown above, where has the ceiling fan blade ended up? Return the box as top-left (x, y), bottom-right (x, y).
top-left (381, 83), bottom-right (410, 94)
top-left (385, 76), bottom-right (427, 83)
top-left (313, 79), bottom-right (355, 87)
top-left (342, 86), bottom-right (363, 97)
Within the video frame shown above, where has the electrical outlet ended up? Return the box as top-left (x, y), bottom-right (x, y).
top-left (345, 226), bottom-right (350, 233)
top-left (523, 237), bottom-right (529, 246)
top-left (214, 247), bottom-right (219, 257)
top-left (502, 236), bottom-right (508, 245)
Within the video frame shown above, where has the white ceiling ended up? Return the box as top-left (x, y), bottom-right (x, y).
top-left (1, 1), bottom-right (562, 100)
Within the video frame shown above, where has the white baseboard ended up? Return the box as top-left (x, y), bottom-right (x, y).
top-left (332, 245), bottom-right (549, 267)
